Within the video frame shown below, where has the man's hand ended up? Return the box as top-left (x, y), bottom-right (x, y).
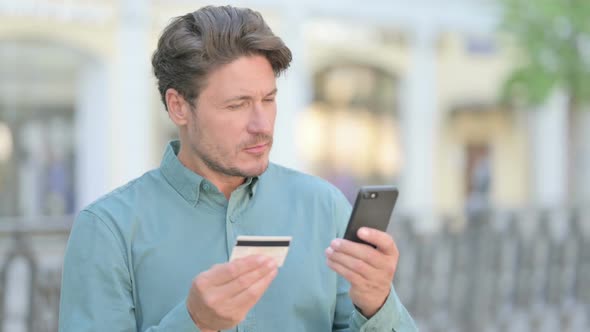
top-left (325, 227), bottom-right (398, 318)
top-left (186, 255), bottom-right (278, 331)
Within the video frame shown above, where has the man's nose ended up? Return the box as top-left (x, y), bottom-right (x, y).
top-left (247, 102), bottom-right (273, 134)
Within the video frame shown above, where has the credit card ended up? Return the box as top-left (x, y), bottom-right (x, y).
top-left (229, 235), bottom-right (292, 267)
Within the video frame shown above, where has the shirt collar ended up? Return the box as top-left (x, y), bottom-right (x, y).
top-left (160, 140), bottom-right (259, 205)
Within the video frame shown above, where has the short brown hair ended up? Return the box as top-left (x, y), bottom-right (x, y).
top-left (152, 5), bottom-right (292, 111)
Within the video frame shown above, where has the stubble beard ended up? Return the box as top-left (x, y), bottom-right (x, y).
top-left (196, 134), bottom-right (273, 178)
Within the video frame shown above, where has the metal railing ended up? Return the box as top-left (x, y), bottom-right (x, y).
top-left (391, 208), bottom-right (590, 331)
top-left (0, 217), bottom-right (72, 332)
top-left (1, 210), bottom-right (589, 331)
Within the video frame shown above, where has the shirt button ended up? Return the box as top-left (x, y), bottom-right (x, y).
top-left (202, 183), bottom-right (210, 191)
top-left (230, 216), bottom-right (236, 223)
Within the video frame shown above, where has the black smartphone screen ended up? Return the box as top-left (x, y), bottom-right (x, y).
top-left (343, 186), bottom-right (399, 247)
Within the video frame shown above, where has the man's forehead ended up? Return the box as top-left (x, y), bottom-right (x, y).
top-left (232, 86), bottom-right (278, 96)
top-left (217, 86), bottom-right (277, 103)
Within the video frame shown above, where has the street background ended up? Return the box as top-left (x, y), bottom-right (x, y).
top-left (0, 0), bottom-right (589, 331)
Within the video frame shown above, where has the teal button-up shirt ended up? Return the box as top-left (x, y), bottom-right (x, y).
top-left (59, 141), bottom-right (417, 332)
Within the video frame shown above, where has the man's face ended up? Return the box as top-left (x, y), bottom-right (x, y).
top-left (185, 55), bottom-right (277, 178)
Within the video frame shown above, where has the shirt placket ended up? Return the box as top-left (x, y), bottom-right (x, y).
top-left (226, 188), bottom-right (256, 332)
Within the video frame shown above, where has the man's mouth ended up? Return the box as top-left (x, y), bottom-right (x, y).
top-left (244, 142), bottom-right (270, 154)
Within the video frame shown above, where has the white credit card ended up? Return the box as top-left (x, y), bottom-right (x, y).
top-left (229, 235), bottom-right (292, 267)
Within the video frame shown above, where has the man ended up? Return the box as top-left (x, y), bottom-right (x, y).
top-left (59, 5), bottom-right (417, 332)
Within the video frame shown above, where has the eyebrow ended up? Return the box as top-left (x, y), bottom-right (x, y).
top-left (223, 88), bottom-right (278, 104)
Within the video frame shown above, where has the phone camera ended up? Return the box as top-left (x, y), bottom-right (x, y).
top-left (362, 192), bottom-right (378, 199)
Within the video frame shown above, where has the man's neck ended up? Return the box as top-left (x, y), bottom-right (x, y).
top-left (177, 147), bottom-right (245, 200)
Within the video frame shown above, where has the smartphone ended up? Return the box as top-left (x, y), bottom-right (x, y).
top-left (343, 185), bottom-right (399, 247)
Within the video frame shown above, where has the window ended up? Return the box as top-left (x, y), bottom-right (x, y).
top-left (298, 64), bottom-right (402, 201)
top-left (0, 42), bottom-right (79, 217)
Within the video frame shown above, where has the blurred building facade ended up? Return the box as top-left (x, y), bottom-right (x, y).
top-left (0, 0), bottom-right (589, 331)
top-left (1, 0), bottom-right (588, 223)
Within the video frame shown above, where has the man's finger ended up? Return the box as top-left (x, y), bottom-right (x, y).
top-left (325, 247), bottom-right (377, 280)
top-left (217, 258), bottom-right (277, 297)
top-left (326, 258), bottom-right (365, 286)
top-left (201, 255), bottom-right (272, 285)
top-left (232, 266), bottom-right (278, 309)
top-left (329, 239), bottom-right (386, 269)
top-left (357, 227), bottom-right (398, 256)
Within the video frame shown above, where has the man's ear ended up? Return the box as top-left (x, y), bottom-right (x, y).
top-left (166, 88), bottom-right (191, 126)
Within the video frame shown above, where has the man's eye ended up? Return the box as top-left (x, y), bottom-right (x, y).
top-left (228, 102), bottom-right (247, 110)
top-left (263, 98), bottom-right (275, 103)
